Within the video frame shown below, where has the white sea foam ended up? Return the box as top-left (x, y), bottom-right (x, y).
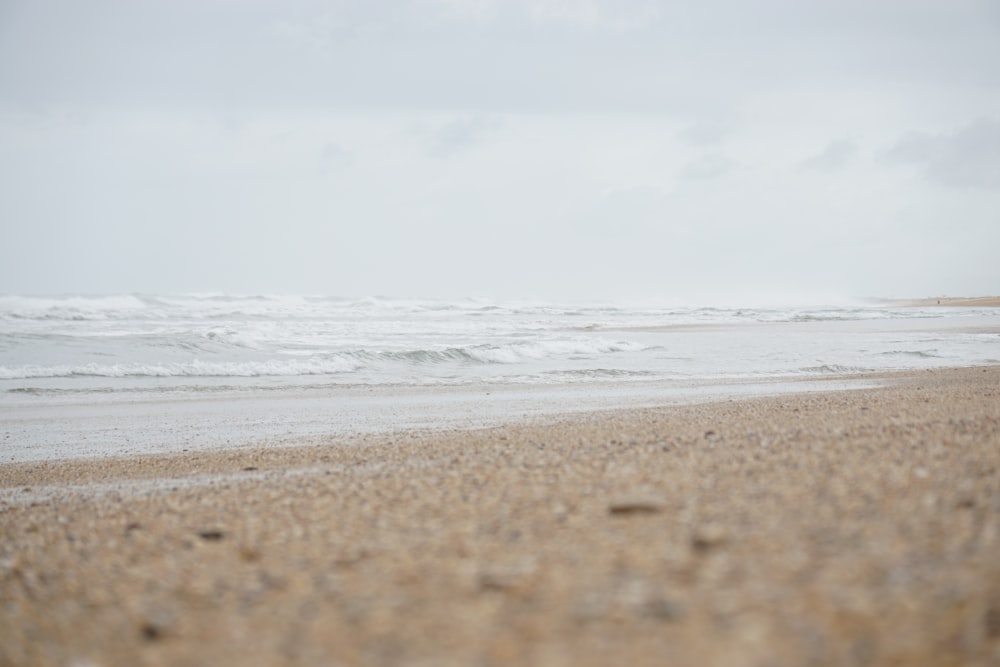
top-left (0, 337), bottom-right (646, 380)
top-left (1, 294), bottom-right (998, 393)
top-left (0, 294), bottom-right (153, 320)
top-left (0, 357), bottom-right (364, 380)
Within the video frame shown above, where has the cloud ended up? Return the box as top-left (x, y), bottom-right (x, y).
top-left (422, 114), bottom-right (503, 156)
top-left (3, 0), bottom-right (997, 119)
top-left (799, 139), bottom-right (856, 171)
top-left (526, 0), bottom-right (660, 30)
top-left (423, 0), bottom-right (662, 31)
top-left (425, 0), bottom-right (499, 23)
top-left (885, 117), bottom-right (1000, 189)
top-left (678, 153), bottom-right (734, 181)
top-left (319, 142), bottom-right (354, 171)
top-left (1, 1), bottom-right (999, 299)
top-left (678, 121), bottom-right (731, 147)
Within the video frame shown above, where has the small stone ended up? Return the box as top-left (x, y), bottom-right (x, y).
top-left (140, 623), bottom-right (162, 641)
top-left (692, 524), bottom-right (728, 553)
top-left (197, 530), bottom-right (225, 541)
top-left (608, 496), bottom-right (666, 515)
top-left (479, 571), bottom-right (521, 591)
top-left (642, 596), bottom-right (687, 621)
top-left (239, 545), bottom-right (260, 562)
top-left (478, 561), bottom-right (536, 591)
top-left (985, 607), bottom-right (1000, 639)
top-left (955, 495), bottom-right (975, 509)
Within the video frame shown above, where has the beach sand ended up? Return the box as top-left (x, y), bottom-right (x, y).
top-left (2, 366), bottom-right (999, 666)
top-left (893, 296), bottom-right (1000, 308)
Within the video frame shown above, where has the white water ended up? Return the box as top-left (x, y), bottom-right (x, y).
top-left (2, 294), bottom-right (998, 392)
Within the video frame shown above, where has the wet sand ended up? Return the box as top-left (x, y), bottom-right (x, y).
top-left (2, 366), bottom-right (1000, 666)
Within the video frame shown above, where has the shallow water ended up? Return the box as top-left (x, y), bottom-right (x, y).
top-left (2, 376), bottom-right (882, 463)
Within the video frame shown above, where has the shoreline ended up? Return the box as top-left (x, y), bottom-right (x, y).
top-left (3, 365), bottom-right (1000, 665)
top-left (0, 373), bottom-right (891, 465)
top-left (883, 295), bottom-right (1000, 307)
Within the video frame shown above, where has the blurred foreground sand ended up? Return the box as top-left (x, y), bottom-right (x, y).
top-left (2, 366), bottom-right (1000, 666)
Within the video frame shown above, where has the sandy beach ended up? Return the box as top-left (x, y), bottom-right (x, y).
top-left (891, 296), bottom-right (1000, 308)
top-left (2, 366), bottom-right (1000, 666)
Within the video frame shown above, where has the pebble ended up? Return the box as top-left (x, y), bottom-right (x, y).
top-left (608, 495), bottom-right (667, 515)
top-left (691, 524), bottom-right (729, 553)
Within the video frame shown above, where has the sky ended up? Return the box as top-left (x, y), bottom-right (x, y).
top-left (1, 0), bottom-right (998, 303)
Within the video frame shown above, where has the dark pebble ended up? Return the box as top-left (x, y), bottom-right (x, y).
top-left (198, 530), bottom-right (225, 541)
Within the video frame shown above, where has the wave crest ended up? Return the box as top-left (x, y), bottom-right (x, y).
top-left (0, 337), bottom-right (643, 380)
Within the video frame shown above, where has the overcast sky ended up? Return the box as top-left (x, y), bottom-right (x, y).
top-left (1, 0), bottom-right (998, 303)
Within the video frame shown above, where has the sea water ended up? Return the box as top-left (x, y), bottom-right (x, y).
top-left (2, 293), bottom-right (999, 391)
top-left (2, 294), bottom-right (998, 461)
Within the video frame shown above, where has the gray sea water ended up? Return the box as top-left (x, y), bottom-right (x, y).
top-left (2, 293), bottom-right (998, 391)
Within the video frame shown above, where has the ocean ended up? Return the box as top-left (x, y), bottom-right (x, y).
top-left (2, 294), bottom-right (998, 462)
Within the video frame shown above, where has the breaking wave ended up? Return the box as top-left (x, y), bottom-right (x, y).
top-left (879, 349), bottom-right (941, 358)
top-left (0, 358), bottom-right (362, 380)
top-left (798, 364), bottom-right (871, 374)
top-left (0, 338), bottom-right (645, 380)
top-left (2, 293), bottom-right (998, 389)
